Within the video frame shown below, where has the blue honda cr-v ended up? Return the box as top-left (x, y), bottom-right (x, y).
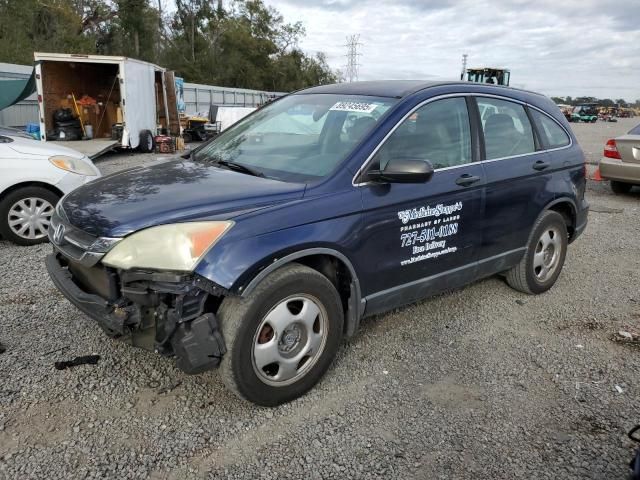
top-left (46, 81), bottom-right (588, 406)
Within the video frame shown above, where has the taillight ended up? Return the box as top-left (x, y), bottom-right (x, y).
top-left (604, 139), bottom-right (621, 159)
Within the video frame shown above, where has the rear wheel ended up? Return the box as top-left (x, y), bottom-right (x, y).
top-left (506, 210), bottom-right (568, 295)
top-left (611, 180), bottom-right (632, 194)
top-left (138, 130), bottom-right (155, 153)
top-left (0, 186), bottom-right (59, 246)
top-left (219, 263), bottom-right (344, 406)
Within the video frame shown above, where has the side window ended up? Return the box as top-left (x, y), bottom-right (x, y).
top-left (372, 97), bottom-right (472, 170)
top-left (530, 110), bottom-right (570, 148)
top-left (476, 97), bottom-right (535, 160)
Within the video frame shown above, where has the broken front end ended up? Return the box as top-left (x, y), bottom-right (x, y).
top-left (46, 212), bottom-right (230, 374)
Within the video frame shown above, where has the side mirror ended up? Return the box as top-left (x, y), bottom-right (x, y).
top-left (368, 158), bottom-right (434, 184)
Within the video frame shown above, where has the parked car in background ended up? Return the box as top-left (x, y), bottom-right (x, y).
top-left (0, 132), bottom-right (101, 245)
top-left (46, 81), bottom-right (588, 406)
top-left (571, 104), bottom-right (599, 123)
top-left (600, 123), bottom-right (640, 194)
top-left (0, 126), bottom-right (33, 139)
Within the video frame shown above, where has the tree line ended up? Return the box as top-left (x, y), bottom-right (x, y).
top-left (0, 0), bottom-right (340, 92)
top-left (551, 96), bottom-right (640, 109)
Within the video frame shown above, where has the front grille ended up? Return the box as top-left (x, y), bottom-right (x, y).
top-left (49, 210), bottom-right (104, 267)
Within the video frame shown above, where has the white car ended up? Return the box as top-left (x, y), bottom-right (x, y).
top-left (0, 133), bottom-right (101, 245)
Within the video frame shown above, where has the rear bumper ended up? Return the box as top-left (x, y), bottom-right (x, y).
top-left (599, 157), bottom-right (640, 184)
top-left (571, 198), bottom-right (589, 243)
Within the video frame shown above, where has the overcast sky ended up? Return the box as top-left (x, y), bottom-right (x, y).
top-left (266, 0), bottom-right (639, 100)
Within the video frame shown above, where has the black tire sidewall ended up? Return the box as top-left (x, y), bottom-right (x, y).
top-left (138, 130), bottom-right (155, 153)
top-left (0, 187), bottom-right (60, 246)
top-left (223, 268), bottom-right (344, 406)
top-left (611, 181), bottom-right (632, 194)
top-left (524, 212), bottom-right (568, 294)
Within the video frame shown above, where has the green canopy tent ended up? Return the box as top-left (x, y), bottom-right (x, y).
top-left (0, 70), bottom-right (36, 111)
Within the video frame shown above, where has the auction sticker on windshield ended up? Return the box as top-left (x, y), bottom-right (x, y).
top-left (329, 101), bottom-right (378, 113)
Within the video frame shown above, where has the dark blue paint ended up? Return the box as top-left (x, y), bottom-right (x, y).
top-left (63, 81), bottom-right (588, 315)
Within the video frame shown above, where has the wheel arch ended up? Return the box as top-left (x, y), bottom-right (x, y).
top-left (542, 197), bottom-right (577, 240)
top-left (0, 181), bottom-right (64, 203)
top-left (239, 248), bottom-right (364, 338)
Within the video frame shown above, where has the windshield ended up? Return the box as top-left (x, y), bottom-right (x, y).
top-left (194, 94), bottom-right (397, 182)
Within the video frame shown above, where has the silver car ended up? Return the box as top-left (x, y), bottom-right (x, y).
top-left (600, 123), bottom-right (640, 193)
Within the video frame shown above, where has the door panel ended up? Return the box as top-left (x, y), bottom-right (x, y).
top-left (475, 97), bottom-right (554, 264)
top-left (353, 96), bottom-right (485, 313)
top-left (358, 167), bottom-right (484, 312)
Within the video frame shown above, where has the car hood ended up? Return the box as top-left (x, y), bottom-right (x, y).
top-left (61, 159), bottom-right (306, 237)
top-left (8, 136), bottom-right (86, 158)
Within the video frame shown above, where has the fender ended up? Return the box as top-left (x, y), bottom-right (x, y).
top-left (239, 247), bottom-right (365, 338)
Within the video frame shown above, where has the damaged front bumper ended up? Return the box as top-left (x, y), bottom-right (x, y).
top-left (46, 252), bottom-right (227, 374)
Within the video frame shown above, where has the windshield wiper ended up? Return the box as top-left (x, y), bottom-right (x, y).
top-left (215, 159), bottom-right (265, 178)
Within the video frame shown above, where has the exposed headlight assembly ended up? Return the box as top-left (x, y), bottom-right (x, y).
top-left (102, 221), bottom-right (233, 271)
top-left (49, 155), bottom-right (97, 176)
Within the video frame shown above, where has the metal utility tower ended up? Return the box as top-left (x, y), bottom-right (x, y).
top-left (345, 35), bottom-right (362, 83)
top-left (460, 53), bottom-right (468, 81)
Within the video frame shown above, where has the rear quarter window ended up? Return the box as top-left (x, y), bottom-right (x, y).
top-left (530, 110), bottom-right (570, 149)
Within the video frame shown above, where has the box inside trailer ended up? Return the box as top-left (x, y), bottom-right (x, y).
top-left (41, 61), bottom-right (121, 141)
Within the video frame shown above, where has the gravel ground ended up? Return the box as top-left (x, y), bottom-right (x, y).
top-left (1, 120), bottom-right (640, 479)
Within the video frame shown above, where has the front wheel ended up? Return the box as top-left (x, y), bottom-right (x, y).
top-left (219, 263), bottom-right (344, 406)
top-left (0, 186), bottom-right (60, 246)
top-left (505, 210), bottom-right (568, 294)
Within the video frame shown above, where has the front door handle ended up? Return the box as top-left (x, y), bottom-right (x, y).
top-left (455, 174), bottom-right (481, 187)
top-left (532, 160), bottom-right (550, 171)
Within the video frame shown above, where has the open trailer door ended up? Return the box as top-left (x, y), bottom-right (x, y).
top-left (121, 59), bottom-right (156, 149)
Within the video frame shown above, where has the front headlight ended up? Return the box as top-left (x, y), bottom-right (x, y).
top-left (101, 221), bottom-right (233, 271)
top-left (49, 155), bottom-right (97, 176)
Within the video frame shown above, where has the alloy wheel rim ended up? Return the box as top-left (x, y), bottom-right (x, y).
top-left (533, 226), bottom-right (562, 282)
top-left (7, 197), bottom-right (55, 240)
top-left (252, 294), bottom-right (328, 387)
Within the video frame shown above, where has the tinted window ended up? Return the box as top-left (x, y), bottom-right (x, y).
top-left (531, 110), bottom-right (570, 148)
top-left (372, 97), bottom-right (472, 170)
top-left (629, 124), bottom-right (640, 135)
top-left (477, 97), bottom-right (535, 159)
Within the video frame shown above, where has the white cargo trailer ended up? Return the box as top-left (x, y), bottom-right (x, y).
top-left (34, 53), bottom-right (178, 159)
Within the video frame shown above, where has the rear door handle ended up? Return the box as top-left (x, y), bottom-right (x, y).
top-left (532, 160), bottom-right (550, 171)
top-left (455, 174), bottom-right (481, 187)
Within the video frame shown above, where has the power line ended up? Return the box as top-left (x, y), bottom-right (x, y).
top-left (344, 34), bottom-right (362, 83)
top-left (460, 53), bottom-right (468, 81)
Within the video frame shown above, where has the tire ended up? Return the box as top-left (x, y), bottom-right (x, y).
top-left (505, 210), bottom-right (568, 295)
top-left (611, 180), bottom-right (632, 195)
top-left (0, 186), bottom-right (60, 246)
top-left (219, 263), bottom-right (344, 406)
top-left (138, 130), bottom-right (155, 153)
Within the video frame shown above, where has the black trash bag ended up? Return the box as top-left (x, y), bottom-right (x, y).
top-left (57, 126), bottom-right (82, 141)
top-left (55, 118), bottom-right (81, 129)
top-left (630, 426), bottom-right (640, 480)
top-left (53, 108), bottom-right (75, 123)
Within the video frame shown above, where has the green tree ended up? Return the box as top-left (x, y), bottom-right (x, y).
top-left (0, 0), bottom-right (96, 65)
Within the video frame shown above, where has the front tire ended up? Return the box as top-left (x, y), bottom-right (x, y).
top-left (611, 180), bottom-right (632, 194)
top-left (506, 210), bottom-right (568, 294)
top-left (0, 186), bottom-right (60, 246)
top-left (219, 263), bottom-right (344, 406)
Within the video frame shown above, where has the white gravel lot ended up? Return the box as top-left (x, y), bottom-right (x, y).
top-left (1, 119), bottom-right (639, 479)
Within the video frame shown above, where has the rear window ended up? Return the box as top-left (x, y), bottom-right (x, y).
top-left (530, 110), bottom-right (570, 149)
top-left (629, 124), bottom-right (640, 135)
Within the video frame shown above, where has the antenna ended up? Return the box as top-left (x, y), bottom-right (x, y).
top-left (461, 53), bottom-right (468, 81)
top-left (344, 35), bottom-right (362, 83)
